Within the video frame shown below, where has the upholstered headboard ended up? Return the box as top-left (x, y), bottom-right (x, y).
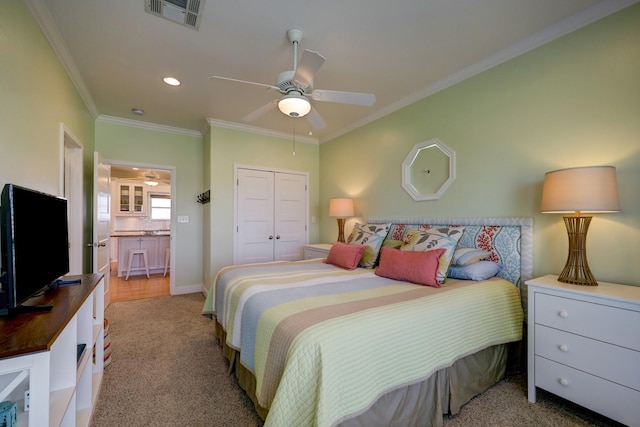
top-left (366, 217), bottom-right (533, 287)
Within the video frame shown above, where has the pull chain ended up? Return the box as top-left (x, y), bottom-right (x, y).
top-left (292, 119), bottom-right (296, 156)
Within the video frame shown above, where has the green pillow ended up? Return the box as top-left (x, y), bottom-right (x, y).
top-left (346, 223), bottom-right (391, 268)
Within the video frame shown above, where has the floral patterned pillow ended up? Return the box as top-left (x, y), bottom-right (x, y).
top-left (346, 223), bottom-right (391, 268)
top-left (400, 226), bottom-right (465, 284)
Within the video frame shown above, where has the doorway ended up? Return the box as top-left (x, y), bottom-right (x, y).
top-left (107, 161), bottom-right (175, 303)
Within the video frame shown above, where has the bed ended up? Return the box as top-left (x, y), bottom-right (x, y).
top-left (203, 217), bottom-right (532, 427)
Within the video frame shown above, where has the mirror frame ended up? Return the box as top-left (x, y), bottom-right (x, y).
top-left (402, 138), bottom-right (456, 201)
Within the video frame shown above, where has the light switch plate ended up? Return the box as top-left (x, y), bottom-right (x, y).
top-left (177, 215), bottom-right (189, 223)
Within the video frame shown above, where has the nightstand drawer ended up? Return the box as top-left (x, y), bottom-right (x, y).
top-left (535, 324), bottom-right (640, 391)
top-left (535, 356), bottom-right (640, 426)
top-left (535, 292), bottom-right (640, 351)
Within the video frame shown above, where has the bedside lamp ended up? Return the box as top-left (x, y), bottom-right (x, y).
top-left (541, 166), bottom-right (620, 286)
top-left (329, 198), bottom-right (354, 243)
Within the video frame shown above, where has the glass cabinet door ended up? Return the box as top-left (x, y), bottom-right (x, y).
top-left (119, 184), bottom-right (130, 212)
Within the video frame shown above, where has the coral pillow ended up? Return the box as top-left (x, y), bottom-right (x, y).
top-left (375, 247), bottom-right (446, 288)
top-left (324, 242), bottom-right (367, 270)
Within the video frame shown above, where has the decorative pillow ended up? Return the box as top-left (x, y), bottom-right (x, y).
top-left (448, 261), bottom-right (504, 281)
top-left (452, 247), bottom-right (491, 266)
top-left (400, 226), bottom-right (464, 284)
top-left (346, 223), bottom-right (391, 268)
top-left (324, 242), bottom-right (367, 270)
top-left (375, 247), bottom-right (445, 288)
top-left (382, 239), bottom-right (403, 249)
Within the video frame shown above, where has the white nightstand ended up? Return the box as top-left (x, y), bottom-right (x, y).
top-left (303, 243), bottom-right (333, 259)
top-left (526, 275), bottom-right (640, 426)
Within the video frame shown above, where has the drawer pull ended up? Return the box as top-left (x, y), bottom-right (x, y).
top-left (558, 310), bottom-right (568, 318)
top-left (558, 344), bottom-right (568, 352)
top-left (558, 378), bottom-right (569, 387)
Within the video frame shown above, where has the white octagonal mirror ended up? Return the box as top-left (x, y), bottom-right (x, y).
top-left (402, 138), bottom-right (456, 201)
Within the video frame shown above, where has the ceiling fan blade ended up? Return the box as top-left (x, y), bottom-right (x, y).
top-left (306, 106), bottom-right (326, 130)
top-left (209, 75), bottom-right (278, 91)
top-left (294, 50), bottom-right (326, 89)
top-left (311, 89), bottom-right (376, 106)
top-left (242, 100), bottom-right (279, 122)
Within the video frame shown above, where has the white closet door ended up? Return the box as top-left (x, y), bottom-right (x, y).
top-left (274, 172), bottom-right (307, 261)
top-left (237, 168), bottom-right (275, 264)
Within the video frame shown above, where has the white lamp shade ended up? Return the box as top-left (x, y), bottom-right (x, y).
top-left (278, 93), bottom-right (311, 117)
top-left (541, 165), bottom-right (620, 213)
top-left (329, 198), bottom-right (354, 217)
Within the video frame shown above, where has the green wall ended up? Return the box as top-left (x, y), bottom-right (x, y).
top-left (204, 126), bottom-right (320, 286)
top-left (95, 121), bottom-right (204, 292)
top-left (0, 1), bottom-right (95, 271)
top-left (320, 6), bottom-right (640, 286)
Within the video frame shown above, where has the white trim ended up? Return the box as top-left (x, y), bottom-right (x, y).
top-left (172, 284), bottom-right (203, 295)
top-left (25, 0), bottom-right (99, 118)
top-left (96, 115), bottom-right (202, 138)
top-left (103, 158), bottom-right (178, 296)
top-left (60, 123), bottom-right (84, 275)
top-left (320, 0), bottom-right (639, 143)
top-left (207, 118), bottom-right (318, 144)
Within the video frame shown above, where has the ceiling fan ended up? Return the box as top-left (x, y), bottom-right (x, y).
top-left (127, 170), bottom-right (170, 187)
top-left (209, 29), bottom-right (376, 130)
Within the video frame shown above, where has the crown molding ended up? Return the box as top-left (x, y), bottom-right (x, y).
top-left (25, 0), bottom-right (99, 118)
top-left (321, 0), bottom-right (638, 143)
top-left (206, 118), bottom-right (319, 144)
top-left (97, 115), bottom-right (202, 137)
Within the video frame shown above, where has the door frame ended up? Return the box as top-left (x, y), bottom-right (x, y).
top-left (59, 123), bottom-right (84, 275)
top-left (233, 163), bottom-right (309, 264)
top-left (105, 159), bottom-right (177, 295)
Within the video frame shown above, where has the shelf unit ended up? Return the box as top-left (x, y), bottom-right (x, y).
top-left (0, 274), bottom-right (104, 427)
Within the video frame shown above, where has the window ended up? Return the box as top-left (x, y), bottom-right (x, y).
top-left (149, 194), bottom-right (171, 220)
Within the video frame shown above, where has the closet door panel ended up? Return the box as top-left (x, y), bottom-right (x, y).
top-left (237, 169), bottom-right (275, 264)
top-left (274, 172), bottom-right (308, 261)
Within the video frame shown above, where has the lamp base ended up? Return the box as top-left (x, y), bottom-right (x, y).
top-left (336, 218), bottom-right (346, 243)
top-left (558, 215), bottom-right (598, 286)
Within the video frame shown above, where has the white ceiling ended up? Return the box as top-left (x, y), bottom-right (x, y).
top-left (27, 0), bottom-right (636, 143)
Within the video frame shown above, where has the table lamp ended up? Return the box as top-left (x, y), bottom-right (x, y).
top-left (329, 198), bottom-right (354, 243)
top-left (541, 165), bottom-right (620, 286)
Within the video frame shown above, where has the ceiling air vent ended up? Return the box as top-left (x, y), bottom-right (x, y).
top-left (145, 0), bottom-right (204, 30)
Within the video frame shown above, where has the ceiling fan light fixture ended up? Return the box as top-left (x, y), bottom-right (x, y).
top-left (144, 180), bottom-right (159, 186)
top-left (278, 93), bottom-right (311, 118)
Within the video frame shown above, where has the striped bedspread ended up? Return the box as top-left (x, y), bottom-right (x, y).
top-left (203, 259), bottom-right (523, 427)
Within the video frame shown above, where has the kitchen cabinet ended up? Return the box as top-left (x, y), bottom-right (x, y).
top-left (113, 181), bottom-right (145, 215)
top-left (117, 235), bottom-right (170, 277)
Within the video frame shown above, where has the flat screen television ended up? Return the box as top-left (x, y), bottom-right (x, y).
top-left (0, 184), bottom-right (70, 315)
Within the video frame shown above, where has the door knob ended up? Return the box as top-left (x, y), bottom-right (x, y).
top-left (87, 242), bottom-right (107, 248)
top-left (269, 235), bottom-right (274, 240)
top-left (276, 235), bottom-right (281, 239)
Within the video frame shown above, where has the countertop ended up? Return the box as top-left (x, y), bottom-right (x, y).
top-left (111, 230), bottom-right (170, 237)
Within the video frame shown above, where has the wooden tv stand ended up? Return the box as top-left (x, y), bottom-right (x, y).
top-left (0, 274), bottom-right (104, 427)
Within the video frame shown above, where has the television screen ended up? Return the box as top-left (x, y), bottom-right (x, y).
top-left (1, 184), bottom-right (70, 311)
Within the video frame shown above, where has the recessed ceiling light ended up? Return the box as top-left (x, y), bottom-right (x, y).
top-left (132, 108), bottom-right (145, 115)
top-left (163, 77), bottom-right (181, 86)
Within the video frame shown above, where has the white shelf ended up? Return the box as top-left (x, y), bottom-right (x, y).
top-left (0, 274), bottom-right (105, 427)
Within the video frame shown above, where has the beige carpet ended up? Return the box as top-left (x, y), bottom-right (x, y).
top-left (91, 293), bottom-right (623, 427)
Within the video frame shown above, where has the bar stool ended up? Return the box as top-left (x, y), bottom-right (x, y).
top-left (126, 249), bottom-right (149, 280)
top-left (163, 248), bottom-right (170, 277)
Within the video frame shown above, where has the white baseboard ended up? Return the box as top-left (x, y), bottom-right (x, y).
top-left (171, 283), bottom-right (203, 295)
